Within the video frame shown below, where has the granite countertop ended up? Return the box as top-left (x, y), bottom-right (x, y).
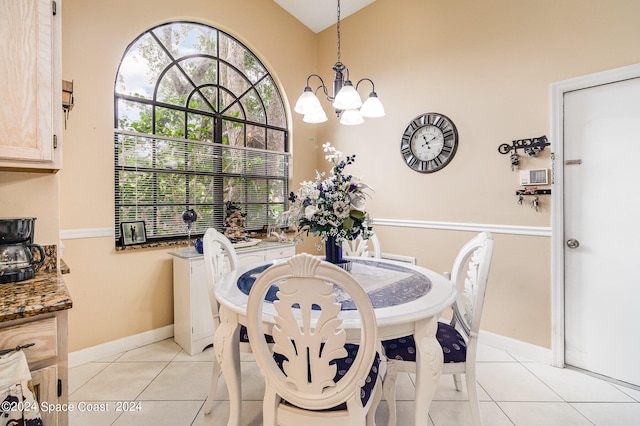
top-left (0, 271), bottom-right (73, 322)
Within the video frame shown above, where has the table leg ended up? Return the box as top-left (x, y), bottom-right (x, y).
top-left (215, 306), bottom-right (242, 426)
top-left (413, 316), bottom-right (442, 426)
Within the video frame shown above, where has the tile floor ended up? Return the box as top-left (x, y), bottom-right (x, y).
top-left (68, 338), bottom-right (640, 425)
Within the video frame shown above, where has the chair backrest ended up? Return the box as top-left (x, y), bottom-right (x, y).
top-left (246, 253), bottom-right (378, 411)
top-left (449, 232), bottom-right (494, 341)
top-left (202, 228), bottom-right (238, 329)
top-left (342, 233), bottom-right (381, 258)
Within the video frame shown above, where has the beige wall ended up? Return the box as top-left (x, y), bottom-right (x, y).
top-left (0, 172), bottom-right (60, 245)
top-left (59, 0), bottom-right (319, 351)
top-left (3, 0), bottom-right (638, 352)
top-left (312, 0), bottom-right (640, 348)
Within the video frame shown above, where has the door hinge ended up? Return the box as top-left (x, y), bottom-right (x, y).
top-left (57, 379), bottom-right (62, 397)
top-left (52, 1), bottom-right (57, 15)
top-left (53, 134), bottom-right (58, 149)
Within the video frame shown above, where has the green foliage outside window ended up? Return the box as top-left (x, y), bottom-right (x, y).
top-left (114, 22), bottom-right (288, 244)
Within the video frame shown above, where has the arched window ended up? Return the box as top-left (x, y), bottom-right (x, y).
top-left (114, 22), bottom-right (289, 245)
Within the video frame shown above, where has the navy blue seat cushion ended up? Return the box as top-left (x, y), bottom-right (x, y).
top-left (274, 343), bottom-right (380, 410)
top-left (381, 321), bottom-right (467, 364)
top-left (239, 325), bottom-right (275, 344)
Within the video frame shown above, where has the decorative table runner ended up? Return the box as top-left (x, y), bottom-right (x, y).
top-left (236, 259), bottom-right (432, 310)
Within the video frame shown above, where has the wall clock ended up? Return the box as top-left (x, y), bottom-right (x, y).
top-left (400, 113), bottom-right (459, 173)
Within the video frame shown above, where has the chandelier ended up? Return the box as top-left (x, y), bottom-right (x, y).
top-left (293, 0), bottom-right (385, 125)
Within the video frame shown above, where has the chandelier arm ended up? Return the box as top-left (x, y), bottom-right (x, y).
top-left (355, 78), bottom-right (375, 92)
top-left (314, 84), bottom-right (331, 102)
top-left (305, 73), bottom-right (326, 88)
top-left (343, 66), bottom-right (350, 83)
top-left (304, 74), bottom-right (332, 102)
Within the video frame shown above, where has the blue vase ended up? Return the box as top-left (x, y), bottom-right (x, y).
top-left (325, 236), bottom-right (351, 271)
top-left (324, 235), bottom-right (343, 264)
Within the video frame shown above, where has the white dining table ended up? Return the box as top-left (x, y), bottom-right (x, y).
top-left (213, 256), bottom-right (456, 426)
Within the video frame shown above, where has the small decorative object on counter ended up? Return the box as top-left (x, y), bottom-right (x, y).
top-left (193, 238), bottom-right (203, 254)
top-left (181, 208), bottom-right (198, 246)
top-left (284, 142), bottom-right (373, 270)
top-left (224, 202), bottom-right (250, 244)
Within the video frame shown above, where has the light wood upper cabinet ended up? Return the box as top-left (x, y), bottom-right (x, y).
top-left (0, 0), bottom-right (62, 172)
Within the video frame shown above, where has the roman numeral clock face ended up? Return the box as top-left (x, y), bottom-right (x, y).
top-left (400, 113), bottom-right (458, 173)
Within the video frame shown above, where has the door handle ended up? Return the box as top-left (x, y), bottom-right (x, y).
top-left (567, 239), bottom-right (580, 249)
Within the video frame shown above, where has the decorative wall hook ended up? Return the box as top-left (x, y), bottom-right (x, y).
top-left (498, 135), bottom-right (550, 155)
top-left (515, 187), bottom-right (550, 211)
top-left (510, 152), bottom-right (520, 171)
top-left (62, 79), bottom-right (74, 128)
top-left (515, 188), bottom-right (551, 196)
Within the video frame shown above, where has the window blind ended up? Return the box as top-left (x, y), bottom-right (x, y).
top-left (114, 130), bottom-right (289, 243)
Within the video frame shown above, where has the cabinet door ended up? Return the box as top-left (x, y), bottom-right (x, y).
top-left (0, 0), bottom-right (61, 169)
top-left (190, 259), bottom-right (214, 344)
top-left (237, 251), bottom-right (265, 267)
top-left (265, 245), bottom-right (296, 261)
top-left (31, 365), bottom-right (58, 426)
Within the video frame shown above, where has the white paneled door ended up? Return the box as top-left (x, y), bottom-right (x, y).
top-left (563, 75), bottom-right (640, 386)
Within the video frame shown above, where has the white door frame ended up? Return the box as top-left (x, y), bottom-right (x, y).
top-left (550, 63), bottom-right (640, 368)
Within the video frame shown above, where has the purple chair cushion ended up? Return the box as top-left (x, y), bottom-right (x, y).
top-left (381, 321), bottom-right (467, 364)
top-left (239, 325), bottom-right (275, 344)
top-left (274, 343), bottom-right (381, 410)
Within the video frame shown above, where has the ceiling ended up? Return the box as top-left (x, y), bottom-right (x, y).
top-left (273, 0), bottom-right (376, 33)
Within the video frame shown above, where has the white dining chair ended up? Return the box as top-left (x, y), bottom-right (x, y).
top-left (381, 232), bottom-right (494, 426)
top-left (342, 233), bottom-right (381, 258)
top-left (201, 227), bottom-right (260, 414)
top-left (246, 253), bottom-right (383, 426)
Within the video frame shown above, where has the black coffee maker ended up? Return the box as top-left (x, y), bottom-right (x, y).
top-left (0, 218), bottom-right (45, 284)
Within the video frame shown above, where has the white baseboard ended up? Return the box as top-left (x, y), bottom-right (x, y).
top-left (69, 325), bottom-right (174, 368)
top-left (68, 325), bottom-right (553, 368)
top-left (479, 329), bottom-right (553, 365)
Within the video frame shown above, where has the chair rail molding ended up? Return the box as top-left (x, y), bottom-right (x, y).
top-left (372, 218), bottom-right (551, 237)
top-left (60, 227), bottom-right (114, 240)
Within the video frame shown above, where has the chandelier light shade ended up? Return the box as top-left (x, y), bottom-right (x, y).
top-left (295, 0), bottom-right (385, 125)
top-left (332, 81), bottom-right (362, 110)
top-left (303, 108), bottom-right (328, 123)
top-left (294, 87), bottom-right (323, 115)
top-left (339, 108), bottom-right (365, 126)
top-left (360, 91), bottom-right (385, 118)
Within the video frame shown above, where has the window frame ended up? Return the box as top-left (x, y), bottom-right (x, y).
top-left (113, 21), bottom-right (289, 247)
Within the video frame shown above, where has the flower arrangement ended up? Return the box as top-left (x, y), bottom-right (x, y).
top-left (285, 143), bottom-right (374, 245)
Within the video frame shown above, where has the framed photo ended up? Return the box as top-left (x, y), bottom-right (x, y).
top-left (120, 221), bottom-right (147, 246)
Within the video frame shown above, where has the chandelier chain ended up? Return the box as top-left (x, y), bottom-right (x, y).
top-left (336, 0), bottom-right (341, 63)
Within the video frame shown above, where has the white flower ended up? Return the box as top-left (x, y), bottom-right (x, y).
top-left (322, 142), bottom-right (343, 162)
top-left (333, 200), bottom-right (350, 218)
top-left (300, 185), bottom-right (320, 200)
top-left (304, 205), bottom-right (317, 220)
top-left (287, 142), bottom-right (373, 245)
top-left (349, 192), bottom-right (366, 210)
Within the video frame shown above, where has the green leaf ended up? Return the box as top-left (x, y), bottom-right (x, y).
top-left (343, 217), bottom-right (354, 230)
top-left (350, 209), bottom-right (365, 219)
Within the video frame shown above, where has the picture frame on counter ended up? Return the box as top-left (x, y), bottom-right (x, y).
top-left (120, 221), bottom-right (147, 246)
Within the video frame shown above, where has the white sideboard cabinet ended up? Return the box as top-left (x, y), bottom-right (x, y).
top-left (170, 242), bottom-right (296, 355)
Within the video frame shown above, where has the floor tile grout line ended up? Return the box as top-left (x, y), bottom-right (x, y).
top-left (515, 356), bottom-right (569, 403)
top-left (67, 341), bottom-right (640, 426)
top-left (68, 361), bottom-right (112, 399)
top-left (518, 359), bottom-right (635, 404)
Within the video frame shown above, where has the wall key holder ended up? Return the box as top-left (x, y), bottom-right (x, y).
top-left (498, 135), bottom-right (550, 155)
top-left (516, 188), bottom-right (551, 212)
